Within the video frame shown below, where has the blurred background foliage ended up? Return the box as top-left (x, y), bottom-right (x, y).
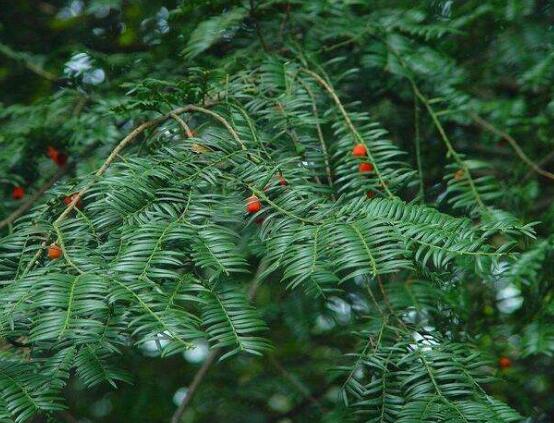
top-left (1, 0), bottom-right (554, 422)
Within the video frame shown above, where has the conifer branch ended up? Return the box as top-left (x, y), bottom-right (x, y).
top-left (296, 77), bottom-right (336, 198)
top-left (409, 81), bottom-right (486, 210)
top-left (299, 68), bottom-right (395, 198)
top-left (383, 42), bottom-right (487, 210)
top-left (170, 113), bottom-right (194, 138)
top-left (470, 112), bottom-right (554, 181)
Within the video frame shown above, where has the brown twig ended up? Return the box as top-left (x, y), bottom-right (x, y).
top-left (21, 101), bottom-right (248, 277)
top-left (170, 349), bottom-right (220, 423)
top-left (471, 112), bottom-right (554, 181)
top-left (524, 150), bottom-right (554, 181)
top-left (170, 113), bottom-right (194, 138)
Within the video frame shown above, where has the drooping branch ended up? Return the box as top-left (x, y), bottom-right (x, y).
top-left (381, 42), bottom-right (487, 210)
top-left (299, 68), bottom-right (395, 199)
top-left (21, 105), bottom-right (211, 276)
top-left (471, 112), bottom-right (554, 181)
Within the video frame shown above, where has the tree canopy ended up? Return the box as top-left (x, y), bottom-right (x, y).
top-left (1, 1), bottom-right (554, 422)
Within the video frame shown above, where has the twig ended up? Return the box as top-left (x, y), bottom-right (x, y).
top-left (524, 150), bottom-right (554, 181)
top-left (382, 41), bottom-right (487, 210)
top-left (21, 101), bottom-right (252, 277)
top-left (470, 112), bottom-right (554, 181)
top-left (409, 80), bottom-right (486, 210)
top-left (0, 42), bottom-right (57, 81)
top-left (170, 349), bottom-right (220, 423)
top-left (21, 106), bottom-right (195, 276)
top-left (186, 105), bottom-right (248, 153)
top-left (170, 113), bottom-right (194, 138)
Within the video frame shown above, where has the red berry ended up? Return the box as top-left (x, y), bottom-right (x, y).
top-left (63, 193), bottom-right (82, 209)
top-left (498, 356), bottom-right (512, 369)
top-left (352, 144), bottom-right (367, 157)
top-left (278, 175), bottom-right (287, 186)
top-left (11, 186), bottom-right (24, 200)
top-left (47, 244), bottom-right (62, 260)
top-left (366, 191), bottom-right (375, 198)
top-left (47, 146), bottom-right (67, 167)
top-left (47, 146), bottom-right (59, 161)
top-left (246, 195), bottom-right (262, 213)
top-left (358, 162), bottom-right (374, 173)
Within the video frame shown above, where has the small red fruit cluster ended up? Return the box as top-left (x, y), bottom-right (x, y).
top-left (47, 244), bottom-right (62, 260)
top-left (352, 144), bottom-right (376, 198)
top-left (47, 146), bottom-right (68, 167)
top-left (12, 186), bottom-right (25, 200)
top-left (352, 144), bottom-right (374, 175)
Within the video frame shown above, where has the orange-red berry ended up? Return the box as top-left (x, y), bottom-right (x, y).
top-left (11, 186), bottom-right (25, 200)
top-left (278, 175), bottom-right (287, 186)
top-left (246, 195), bottom-right (262, 213)
top-left (47, 146), bottom-right (58, 161)
top-left (47, 146), bottom-right (67, 167)
top-left (47, 244), bottom-right (62, 260)
top-left (498, 356), bottom-right (512, 369)
top-left (359, 162), bottom-right (374, 173)
top-left (366, 191), bottom-right (375, 199)
top-left (63, 193), bottom-right (82, 209)
top-left (352, 144), bottom-right (367, 157)
top-left (454, 169), bottom-right (464, 181)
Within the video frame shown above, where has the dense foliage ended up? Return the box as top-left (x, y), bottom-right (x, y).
top-left (1, 1), bottom-right (554, 422)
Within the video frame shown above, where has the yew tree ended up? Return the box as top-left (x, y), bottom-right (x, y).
top-left (1, 1), bottom-right (554, 422)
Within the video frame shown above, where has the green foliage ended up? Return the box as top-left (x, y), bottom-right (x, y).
top-left (1, 0), bottom-right (554, 422)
